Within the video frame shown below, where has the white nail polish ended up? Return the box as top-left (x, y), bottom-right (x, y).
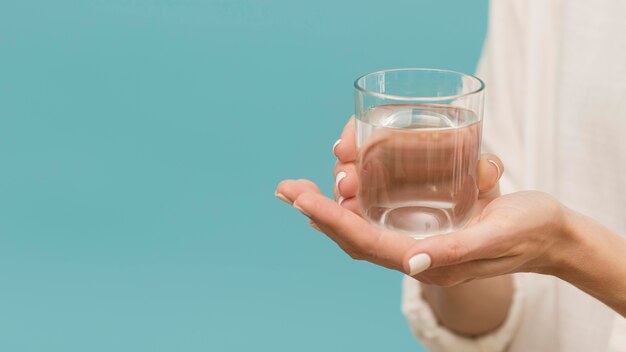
top-left (275, 191), bottom-right (291, 204)
top-left (488, 160), bottom-right (502, 179)
top-left (408, 253), bottom-right (432, 276)
top-left (332, 139), bottom-right (342, 155)
top-left (337, 196), bottom-right (345, 205)
top-left (335, 171), bottom-right (347, 188)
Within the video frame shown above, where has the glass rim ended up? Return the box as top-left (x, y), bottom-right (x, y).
top-left (353, 68), bottom-right (485, 102)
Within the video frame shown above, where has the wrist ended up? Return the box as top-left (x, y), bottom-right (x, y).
top-left (550, 207), bottom-right (626, 311)
top-left (534, 202), bottom-right (576, 277)
top-left (547, 206), bottom-right (592, 279)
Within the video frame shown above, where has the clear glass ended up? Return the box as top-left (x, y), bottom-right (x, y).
top-left (354, 68), bottom-right (485, 239)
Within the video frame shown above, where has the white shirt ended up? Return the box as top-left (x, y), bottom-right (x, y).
top-left (401, 0), bottom-right (626, 350)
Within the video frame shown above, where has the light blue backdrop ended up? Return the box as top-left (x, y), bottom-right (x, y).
top-left (0, 1), bottom-right (487, 351)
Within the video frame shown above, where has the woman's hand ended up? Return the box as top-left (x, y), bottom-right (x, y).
top-left (276, 117), bottom-right (626, 318)
top-left (275, 117), bottom-right (568, 284)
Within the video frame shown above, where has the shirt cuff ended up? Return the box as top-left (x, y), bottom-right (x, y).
top-left (401, 274), bottom-right (525, 352)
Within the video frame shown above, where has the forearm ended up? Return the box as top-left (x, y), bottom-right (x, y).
top-left (555, 208), bottom-right (626, 317)
top-left (421, 275), bottom-right (514, 337)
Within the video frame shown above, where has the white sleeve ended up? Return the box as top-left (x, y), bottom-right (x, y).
top-left (401, 275), bottom-right (525, 352)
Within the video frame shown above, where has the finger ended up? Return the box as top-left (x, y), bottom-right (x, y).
top-left (293, 192), bottom-right (375, 249)
top-left (416, 257), bottom-right (517, 286)
top-left (307, 216), bottom-right (362, 259)
top-left (477, 154), bottom-right (504, 193)
top-left (402, 222), bottom-right (499, 275)
top-left (308, 219), bottom-right (322, 231)
top-left (338, 196), bottom-right (360, 215)
top-left (275, 179), bottom-right (322, 204)
top-left (293, 192), bottom-right (415, 271)
top-left (332, 159), bottom-right (343, 201)
top-left (333, 162), bottom-right (358, 199)
top-left (333, 116), bottom-right (356, 163)
top-left (276, 179), bottom-right (332, 238)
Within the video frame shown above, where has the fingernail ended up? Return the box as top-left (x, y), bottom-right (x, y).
top-left (335, 171), bottom-right (347, 189)
top-left (292, 202), bottom-right (310, 217)
top-left (332, 139), bottom-right (342, 155)
top-left (275, 191), bottom-right (292, 205)
top-left (337, 196), bottom-right (345, 205)
top-left (488, 160), bottom-right (501, 181)
top-left (408, 253), bottom-right (432, 276)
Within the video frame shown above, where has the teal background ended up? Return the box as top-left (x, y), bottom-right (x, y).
top-left (0, 1), bottom-right (487, 351)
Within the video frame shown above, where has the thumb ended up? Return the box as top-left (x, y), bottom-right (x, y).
top-left (402, 222), bottom-right (494, 276)
top-left (478, 153), bottom-right (504, 193)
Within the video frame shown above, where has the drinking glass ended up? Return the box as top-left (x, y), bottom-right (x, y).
top-left (354, 68), bottom-right (485, 238)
